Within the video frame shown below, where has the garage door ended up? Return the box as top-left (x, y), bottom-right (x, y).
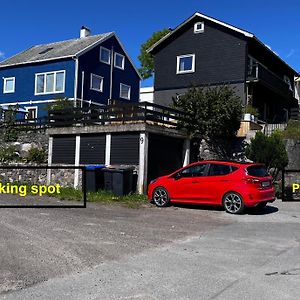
top-left (80, 134), bottom-right (106, 164)
top-left (111, 133), bottom-right (139, 164)
top-left (52, 135), bottom-right (76, 164)
top-left (148, 134), bottom-right (183, 183)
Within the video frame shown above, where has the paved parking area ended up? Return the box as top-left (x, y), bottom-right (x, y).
top-left (1, 198), bottom-right (299, 299)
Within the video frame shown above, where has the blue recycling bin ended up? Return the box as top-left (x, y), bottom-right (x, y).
top-left (85, 165), bottom-right (106, 192)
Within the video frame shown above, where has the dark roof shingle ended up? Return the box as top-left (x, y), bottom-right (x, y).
top-left (0, 32), bottom-right (113, 67)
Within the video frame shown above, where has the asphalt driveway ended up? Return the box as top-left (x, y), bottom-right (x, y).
top-left (0, 198), bottom-right (299, 299)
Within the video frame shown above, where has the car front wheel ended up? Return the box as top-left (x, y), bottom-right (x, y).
top-left (153, 187), bottom-right (170, 207)
top-left (223, 192), bottom-right (245, 214)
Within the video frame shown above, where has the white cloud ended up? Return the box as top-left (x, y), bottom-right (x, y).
top-left (0, 50), bottom-right (5, 60)
top-left (286, 49), bottom-right (296, 58)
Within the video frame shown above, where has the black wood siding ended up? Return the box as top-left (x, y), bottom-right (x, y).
top-left (80, 135), bottom-right (106, 164)
top-left (52, 136), bottom-right (76, 164)
top-left (110, 133), bottom-right (139, 164)
top-left (147, 134), bottom-right (183, 183)
top-left (154, 17), bottom-right (247, 91)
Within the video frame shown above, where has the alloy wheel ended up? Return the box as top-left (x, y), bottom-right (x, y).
top-left (153, 187), bottom-right (169, 207)
top-left (223, 192), bottom-right (244, 214)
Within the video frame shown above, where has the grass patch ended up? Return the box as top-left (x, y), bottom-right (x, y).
top-left (282, 120), bottom-right (300, 140)
top-left (54, 187), bottom-right (148, 208)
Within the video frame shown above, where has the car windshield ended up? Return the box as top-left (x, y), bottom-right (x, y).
top-left (247, 165), bottom-right (268, 177)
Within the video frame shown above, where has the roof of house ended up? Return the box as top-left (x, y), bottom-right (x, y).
top-left (0, 31), bottom-right (142, 79)
top-left (148, 12), bottom-right (298, 74)
top-left (0, 32), bottom-right (113, 68)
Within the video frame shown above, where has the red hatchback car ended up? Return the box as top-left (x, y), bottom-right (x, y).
top-left (148, 160), bottom-right (276, 214)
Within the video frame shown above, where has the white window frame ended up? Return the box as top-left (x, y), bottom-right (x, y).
top-left (3, 77), bottom-right (15, 93)
top-left (90, 73), bottom-right (103, 92)
top-left (114, 52), bottom-right (125, 70)
top-left (24, 106), bottom-right (38, 120)
top-left (100, 46), bottom-right (111, 65)
top-left (34, 70), bottom-right (65, 95)
top-left (194, 22), bottom-right (204, 34)
top-left (284, 75), bottom-right (293, 91)
top-left (176, 54), bottom-right (195, 74)
top-left (120, 83), bottom-right (131, 100)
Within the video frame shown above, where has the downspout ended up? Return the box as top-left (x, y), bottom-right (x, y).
top-left (109, 46), bottom-right (114, 104)
top-left (73, 56), bottom-right (79, 108)
top-left (81, 71), bottom-right (85, 108)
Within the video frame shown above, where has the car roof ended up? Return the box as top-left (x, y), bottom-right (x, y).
top-left (189, 160), bottom-right (263, 167)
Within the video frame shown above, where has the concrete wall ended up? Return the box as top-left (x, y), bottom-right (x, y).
top-left (285, 139), bottom-right (300, 170)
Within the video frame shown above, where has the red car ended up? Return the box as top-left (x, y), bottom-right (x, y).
top-left (148, 160), bottom-right (275, 214)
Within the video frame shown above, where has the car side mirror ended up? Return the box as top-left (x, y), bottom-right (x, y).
top-left (174, 173), bottom-right (182, 180)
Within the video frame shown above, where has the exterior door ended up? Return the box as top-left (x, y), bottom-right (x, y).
top-left (170, 163), bottom-right (209, 201)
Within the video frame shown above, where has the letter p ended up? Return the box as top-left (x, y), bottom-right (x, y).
top-left (292, 184), bottom-right (300, 193)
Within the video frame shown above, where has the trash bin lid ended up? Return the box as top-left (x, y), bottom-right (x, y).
top-left (86, 165), bottom-right (106, 170)
top-left (105, 165), bottom-right (135, 171)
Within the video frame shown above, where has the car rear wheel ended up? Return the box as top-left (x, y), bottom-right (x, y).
top-left (223, 192), bottom-right (245, 214)
top-left (153, 187), bottom-right (170, 207)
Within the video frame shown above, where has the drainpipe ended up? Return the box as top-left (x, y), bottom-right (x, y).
top-left (109, 46), bottom-right (114, 103)
top-left (73, 56), bottom-right (79, 108)
top-left (81, 71), bottom-right (85, 108)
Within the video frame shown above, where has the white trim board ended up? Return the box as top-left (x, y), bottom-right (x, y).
top-left (0, 98), bottom-right (75, 106)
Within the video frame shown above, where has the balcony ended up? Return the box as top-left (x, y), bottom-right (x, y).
top-left (247, 62), bottom-right (293, 98)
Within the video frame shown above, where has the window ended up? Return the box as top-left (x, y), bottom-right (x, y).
top-left (3, 77), bottom-right (15, 93)
top-left (114, 53), bottom-right (125, 70)
top-left (90, 74), bottom-right (103, 92)
top-left (284, 75), bottom-right (293, 91)
top-left (120, 83), bottom-right (131, 100)
top-left (35, 71), bottom-right (65, 95)
top-left (176, 54), bottom-right (195, 74)
top-left (25, 107), bottom-right (38, 120)
top-left (180, 164), bottom-right (207, 177)
top-left (100, 47), bottom-right (111, 64)
top-left (246, 166), bottom-right (268, 177)
top-left (194, 22), bottom-right (204, 33)
top-left (208, 164), bottom-right (238, 176)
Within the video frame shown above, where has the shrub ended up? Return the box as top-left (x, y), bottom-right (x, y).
top-left (45, 98), bottom-right (74, 111)
top-left (26, 147), bottom-right (47, 163)
top-left (282, 120), bottom-right (300, 140)
top-left (0, 146), bottom-right (20, 163)
top-left (245, 131), bottom-right (288, 179)
top-left (245, 105), bottom-right (259, 117)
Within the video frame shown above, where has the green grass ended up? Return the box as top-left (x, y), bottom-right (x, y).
top-left (282, 120), bottom-right (300, 140)
top-left (55, 187), bottom-right (149, 208)
top-left (0, 182), bottom-right (149, 208)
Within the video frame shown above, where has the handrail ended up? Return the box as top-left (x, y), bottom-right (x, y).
top-left (1, 102), bottom-right (188, 129)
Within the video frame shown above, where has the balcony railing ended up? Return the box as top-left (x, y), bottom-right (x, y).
top-left (291, 107), bottom-right (300, 120)
top-left (0, 101), bottom-right (190, 130)
top-left (247, 62), bottom-right (292, 97)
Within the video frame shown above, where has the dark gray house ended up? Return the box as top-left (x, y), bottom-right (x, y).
top-left (148, 12), bottom-right (299, 123)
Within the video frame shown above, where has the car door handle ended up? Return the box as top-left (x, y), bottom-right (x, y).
top-left (220, 179), bottom-right (229, 182)
top-left (191, 181), bottom-right (200, 184)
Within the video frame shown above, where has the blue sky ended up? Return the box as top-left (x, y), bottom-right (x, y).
top-left (0, 0), bottom-right (299, 87)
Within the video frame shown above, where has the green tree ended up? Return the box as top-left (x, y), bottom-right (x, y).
top-left (173, 86), bottom-right (243, 158)
top-left (245, 131), bottom-right (288, 179)
top-left (138, 28), bottom-right (170, 79)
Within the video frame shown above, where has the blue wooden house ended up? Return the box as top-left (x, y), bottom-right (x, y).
top-left (0, 27), bottom-right (141, 119)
